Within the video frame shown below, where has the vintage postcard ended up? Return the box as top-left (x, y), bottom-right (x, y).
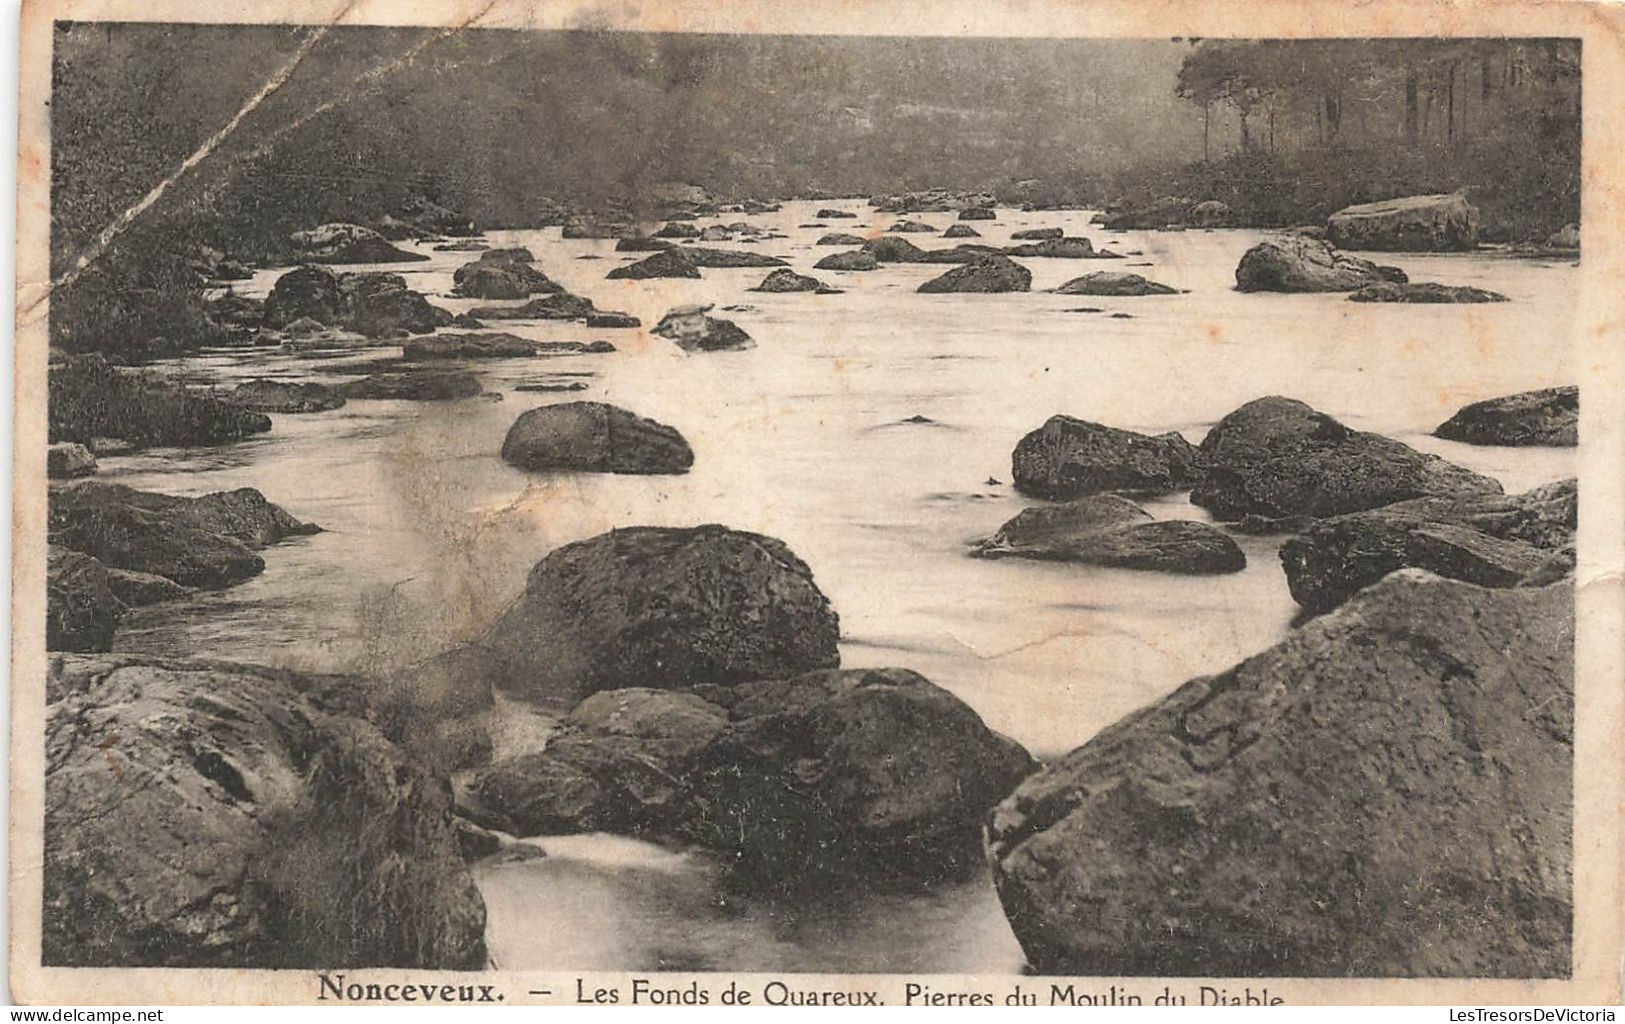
top-left (11, 0), bottom-right (1625, 1007)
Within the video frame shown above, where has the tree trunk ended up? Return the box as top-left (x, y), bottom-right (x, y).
top-left (1405, 71), bottom-right (1419, 145)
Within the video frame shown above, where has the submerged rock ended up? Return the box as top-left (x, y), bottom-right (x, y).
top-left (651, 304), bottom-right (754, 352)
top-left (341, 370), bottom-right (483, 401)
top-left (500, 402), bottom-right (693, 475)
top-left (401, 332), bottom-right (538, 360)
top-left (48, 483), bottom-right (317, 590)
top-left (1434, 386), bottom-right (1577, 447)
top-left (989, 571), bottom-right (1571, 977)
top-left (814, 249), bottom-right (880, 271)
top-left (481, 525), bottom-right (840, 706)
top-left (1234, 236), bottom-right (1407, 293)
top-left (1054, 271), bottom-right (1177, 296)
top-left (471, 668), bottom-right (1034, 886)
top-left (1190, 396), bottom-right (1503, 521)
top-left (750, 268), bottom-right (829, 293)
top-left (1280, 478), bottom-right (1575, 613)
top-left (226, 379), bottom-right (347, 413)
top-left (973, 496), bottom-right (1244, 574)
top-left (1349, 282), bottom-right (1508, 303)
top-left (1326, 192), bottom-right (1480, 252)
top-left (44, 654), bottom-right (487, 968)
top-left (288, 223), bottom-right (428, 264)
top-left (1012, 416), bottom-right (1203, 500)
top-left (47, 442), bottom-right (97, 479)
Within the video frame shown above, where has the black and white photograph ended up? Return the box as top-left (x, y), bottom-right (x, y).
top-left (12, 0), bottom-right (1624, 1007)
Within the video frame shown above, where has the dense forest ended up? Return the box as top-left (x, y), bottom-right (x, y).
top-left (47, 28), bottom-right (1580, 358)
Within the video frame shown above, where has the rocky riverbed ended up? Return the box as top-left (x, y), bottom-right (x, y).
top-left (44, 199), bottom-right (1578, 973)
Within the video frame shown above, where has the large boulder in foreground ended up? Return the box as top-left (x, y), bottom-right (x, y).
top-left (44, 654), bottom-right (486, 968)
top-left (973, 496), bottom-right (1244, 574)
top-left (989, 571), bottom-right (1572, 977)
top-left (500, 402), bottom-right (693, 475)
top-left (481, 525), bottom-right (840, 706)
top-left (48, 483), bottom-right (317, 589)
top-left (917, 254), bottom-right (1031, 293)
top-left (1435, 386), bottom-right (1578, 447)
top-left (1326, 192), bottom-right (1480, 252)
top-left (1012, 416), bottom-right (1203, 500)
top-left (651, 304), bottom-right (754, 352)
top-left (1190, 396), bottom-right (1502, 521)
top-left (1280, 478), bottom-right (1575, 613)
top-left (470, 668), bottom-right (1034, 886)
top-left (1234, 235), bottom-right (1407, 293)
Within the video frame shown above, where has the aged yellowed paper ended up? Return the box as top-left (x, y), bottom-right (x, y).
top-left (12, 0), bottom-right (1625, 1006)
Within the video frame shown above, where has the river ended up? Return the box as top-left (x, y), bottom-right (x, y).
top-left (101, 200), bottom-right (1577, 973)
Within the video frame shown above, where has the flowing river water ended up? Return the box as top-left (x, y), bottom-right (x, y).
top-left (102, 200), bottom-right (1577, 972)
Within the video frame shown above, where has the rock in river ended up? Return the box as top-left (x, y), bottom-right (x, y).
top-left (287, 222), bottom-right (428, 264)
top-left (226, 378), bottom-right (347, 413)
top-left (481, 525), bottom-right (840, 706)
top-left (917, 254), bottom-right (1031, 293)
top-left (861, 236), bottom-right (932, 263)
top-left (606, 248), bottom-right (701, 280)
top-left (500, 402), bottom-right (693, 475)
top-left (750, 268), bottom-right (830, 293)
top-left (1190, 396), bottom-right (1503, 521)
top-left (1003, 237), bottom-right (1106, 259)
top-left (988, 570), bottom-right (1571, 977)
top-left (1434, 386), bottom-right (1577, 447)
top-left (684, 247), bottom-right (788, 269)
top-left (959, 206), bottom-right (996, 221)
top-left (973, 495), bottom-right (1244, 574)
top-left (813, 249), bottom-right (880, 271)
top-left (817, 232), bottom-right (867, 246)
top-left (1010, 227), bottom-right (1063, 240)
top-left (651, 304), bottom-right (754, 352)
top-left (451, 248), bottom-right (562, 300)
top-left (1234, 235), bottom-right (1407, 293)
top-left (465, 293), bottom-right (596, 321)
top-left (341, 370), bottom-right (484, 401)
top-left (263, 265), bottom-right (452, 337)
top-left (585, 310), bottom-right (640, 329)
top-left (47, 547), bottom-right (122, 652)
top-left (1012, 416), bottom-right (1203, 500)
top-left (1054, 271), bottom-right (1177, 296)
top-left (942, 224), bottom-right (981, 239)
top-left (402, 332), bottom-right (538, 360)
top-left (48, 482), bottom-right (318, 590)
top-left (1348, 282), bottom-right (1508, 303)
top-left (47, 442), bottom-right (97, 479)
top-left (469, 668), bottom-right (1034, 886)
top-left (1326, 192), bottom-right (1480, 252)
top-left (44, 654), bottom-right (486, 967)
top-left (888, 219), bottom-right (937, 233)
top-left (1279, 478), bottom-right (1575, 614)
